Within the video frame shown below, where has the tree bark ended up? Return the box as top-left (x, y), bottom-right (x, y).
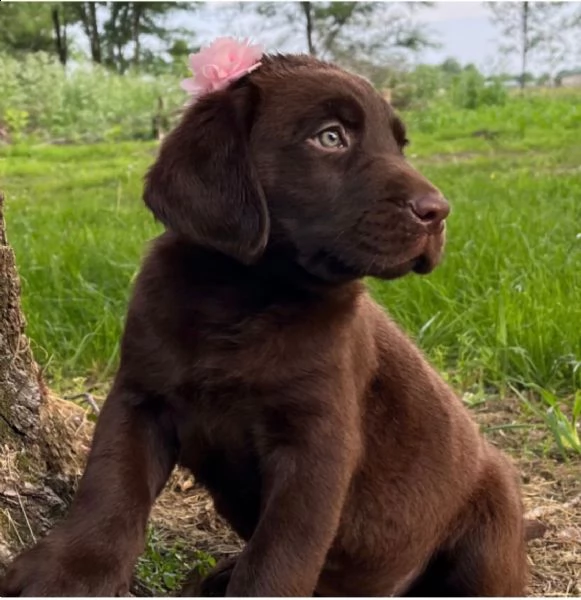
top-left (0, 193), bottom-right (92, 573)
top-left (520, 1), bottom-right (529, 92)
top-left (75, 2), bottom-right (102, 64)
top-left (301, 2), bottom-right (316, 56)
top-left (51, 5), bottom-right (68, 66)
top-left (132, 2), bottom-right (142, 68)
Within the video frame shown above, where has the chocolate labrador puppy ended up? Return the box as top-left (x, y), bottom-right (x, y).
top-left (1, 54), bottom-right (527, 596)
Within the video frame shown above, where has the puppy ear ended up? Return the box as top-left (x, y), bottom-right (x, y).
top-left (144, 85), bottom-right (269, 264)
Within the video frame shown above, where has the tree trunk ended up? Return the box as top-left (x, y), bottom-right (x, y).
top-left (51, 5), bottom-right (68, 66)
top-left (132, 2), bottom-right (142, 68)
top-left (0, 193), bottom-right (92, 572)
top-left (76, 2), bottom-right (102, 64)
top-left (520, 1), bottom-right (529, 92)
top-left (301, 2), bottom-right (316, 56)
top-left (88, 2), bottom-right (102, 64)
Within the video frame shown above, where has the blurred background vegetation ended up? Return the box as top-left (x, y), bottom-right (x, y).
top-left (1, 1), bottom-right (580, 143)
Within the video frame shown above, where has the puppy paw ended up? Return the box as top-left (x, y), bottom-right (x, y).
top-left (0, 535), bottom-right (131, 597)
top-left (180, 556), bottom-right (237, 597)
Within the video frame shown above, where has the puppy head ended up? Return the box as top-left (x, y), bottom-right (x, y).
top-left (144, 54), bottom-right (449, 281)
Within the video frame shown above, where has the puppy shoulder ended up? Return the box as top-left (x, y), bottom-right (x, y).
top-left (356, 293), bottom-right (409, 347)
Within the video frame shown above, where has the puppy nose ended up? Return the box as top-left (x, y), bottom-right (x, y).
top-left (409, 193), bottom-right (450, 225)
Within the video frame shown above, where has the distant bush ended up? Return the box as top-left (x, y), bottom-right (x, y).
top-left (0, 52), bottom-right (571, 144)
top-left (383, 64), bottom-right (508, 112)
top-left (449, 67), bottom-right (508, 110)
top-left (385, 65), bottom-right (445, 110)
top-left (0, 52), bottom-right (185, 142)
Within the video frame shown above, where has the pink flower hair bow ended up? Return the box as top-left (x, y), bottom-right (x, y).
top-left (181, 37), bottom-right (264, 102)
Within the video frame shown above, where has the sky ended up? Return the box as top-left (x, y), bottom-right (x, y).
top-left (417, 2), bottom-right (502, 71)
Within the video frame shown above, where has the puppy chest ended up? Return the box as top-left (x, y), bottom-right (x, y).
top-left (175, 388), bottom-right (258, 471)
top-left (176, 403), bottom-right (263, 539)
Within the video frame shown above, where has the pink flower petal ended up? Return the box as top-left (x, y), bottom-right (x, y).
top-left (182, 37), bottom-right (265, 100)
top-left (180, 78), bottom-right (205, 96)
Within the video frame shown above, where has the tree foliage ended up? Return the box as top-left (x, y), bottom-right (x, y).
top-left (0, 2), bottom-right (192, 73)
top-left (0, 3), bottom-right (56, 55)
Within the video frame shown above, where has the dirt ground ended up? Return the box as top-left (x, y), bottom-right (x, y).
top-left (149, 396), bottom-right (581, 597)
top-left (474, 397), bottom-right (580, 597)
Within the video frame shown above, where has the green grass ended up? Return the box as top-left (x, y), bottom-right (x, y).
top-left (405, 88), bottom-right (581, 156)
top-left (370, 158), bottom-right (580, 389)
top-left (135, 527), bottom-right (215, 595)
top-left (1, 92), bottom-right (580, 403)
top-left (0, 142), bottom-right (161, 378)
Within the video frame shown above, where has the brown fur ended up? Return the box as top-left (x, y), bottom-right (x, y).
top-left (1, 54), bottom-right (527, 597)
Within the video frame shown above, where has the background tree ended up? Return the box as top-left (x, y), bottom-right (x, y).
top-left (48, 3), bottom-right (77, 65)
top-left (0, 2), bottom-right (191, 73)
top-left (71, 2), bottom-right (104, 64)
top-left (241, 2), bottom-right (434, 63)
top-left (488, 2), bottom-right (574, 90)
top-left (69, 2), bottom-right (188, 73)
top-left (0, 4), bottom-right (56, 56)
top-left (101, 2), bottom-right (189, 73)
top-left (440, 57), bottom-right (462, 76)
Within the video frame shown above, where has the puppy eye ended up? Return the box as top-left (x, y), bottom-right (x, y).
top-left (313, 126), bottom-right (347, 150)
top-left (318, 128), bottom-right (343, 148)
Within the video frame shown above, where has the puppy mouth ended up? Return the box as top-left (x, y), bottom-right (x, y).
top-left (412, 253), bottom-right (436, 275)
top-left (298, 229), bottom-right (445, 283)
top-left (302, 247), bottom-right (434, 282)
top-left (372, 259), bottom-right (418, 280)
top-left (369, 228), bottom-right (445, 279)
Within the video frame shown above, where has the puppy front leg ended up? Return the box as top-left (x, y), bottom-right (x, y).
top-left (0, 380), bottom-right (178, 597)
top-left (226, 420), bottom-right (359, 597)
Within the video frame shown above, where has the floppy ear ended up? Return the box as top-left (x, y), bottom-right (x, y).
top-left (144, 85), bottom-right (269, 264)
